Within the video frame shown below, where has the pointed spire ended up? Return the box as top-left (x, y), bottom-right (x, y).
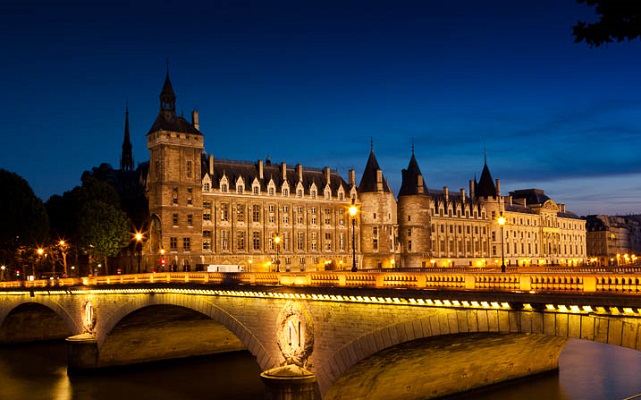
top-left (358, 141), bottom-right (390, 193)
top-left (160, 66), bottom-right (176, 116)
top-left (399, 146), bottom-right (426, 196)
top-left (475, 155), bottom-right (497, 198)
top-left (120, 102), bottom-right (134, 172)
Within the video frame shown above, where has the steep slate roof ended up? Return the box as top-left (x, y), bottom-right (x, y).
top-left (510, 189), bottom-right (551, 205)
top-left (398, 152), bottom-right (426, 196)
top-left (202, 156), bottom-right (349, 193)
top-left (475, 162), bottom-right (497, 198)
top-left (147, 113), bottom-right (202, 135)
top-left (358, 148), bottom-right (392, 193)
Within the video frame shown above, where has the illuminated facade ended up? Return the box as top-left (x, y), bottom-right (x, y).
top-left (585, 215), bottom-right (641, 266)
top-left (143, 74), bottom-right (586, 271)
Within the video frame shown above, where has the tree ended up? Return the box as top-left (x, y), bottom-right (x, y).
top-left (77, 199), bottom-right (130, 276)
top-left (0, 169), bottom-right (49, 271)
top-left (573, 1), bottom-right (641, 47)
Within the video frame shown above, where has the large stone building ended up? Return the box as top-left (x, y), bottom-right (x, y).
top-left (139, 73), bottom-right (587, 271)
top-left (585, 215), bottom-right (641, 266)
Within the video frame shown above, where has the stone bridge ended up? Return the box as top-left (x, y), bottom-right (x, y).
top-left (2, 271), bottom-right (641, 399)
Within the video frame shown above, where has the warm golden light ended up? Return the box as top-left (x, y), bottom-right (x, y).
top-left (497, 216), bottom-right (506, 226)
top-left (135, 232), bottom-right (143, 242)
top-left (37, 248), bottom-right (44, 256)
top-left (274, 235), bottom-right (281, 245)
top-left (348, 204), bottom-right (358, 217)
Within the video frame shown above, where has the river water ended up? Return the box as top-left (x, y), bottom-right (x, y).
top-left (1, 339), bottom-right (641, 400)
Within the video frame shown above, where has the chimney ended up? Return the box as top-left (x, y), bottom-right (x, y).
top-left (348, 169), bottom-right (355, 186)
top-left (258, 159), bottom-right (264, 180)
top-left (324, 167), bottom-right (331, 184)
top-left (281, 162), bottom-right (287, 181)
top-left (469, 180), bottom-right (475, 199)
top-left (460, 188), bottom-right (466, 202)
top-left (376, 170), bottom-right (383, 191)
top-left (444, 186), bottom-right (449, 202)
top-left (192, 110), bottom-right (199, 130)
top-left (496, 179), bottom-right (501, 197)
top-left (208, 154), bottom-right (214, 176)
top-left (296, 164), bottom-right (303, 182)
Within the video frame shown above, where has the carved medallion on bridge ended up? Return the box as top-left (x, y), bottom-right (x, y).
top-left (276, 302), bottom-right (314, 367)
top-left (82, 300), bottom-right (96, 334)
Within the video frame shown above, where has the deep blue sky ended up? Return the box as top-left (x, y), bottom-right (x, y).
top-left (2, 0), bottom-right (641, 216)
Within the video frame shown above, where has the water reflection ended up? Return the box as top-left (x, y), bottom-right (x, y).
top-left (1, 339), bottom-right (641, 399)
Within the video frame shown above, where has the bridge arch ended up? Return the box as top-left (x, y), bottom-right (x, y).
top-left (319, 307), bottom-right (641, 397)
top-left (93, 293), bottom-right (274, 371)
top-left (0, 302), bottom-right (75, 343)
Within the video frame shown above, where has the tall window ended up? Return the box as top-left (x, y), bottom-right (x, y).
top-left (253, 232), bottom-right (261, 250)
top-left (252, 205), bottom-right (261, 223)
top-left (237, 232), bottom-right (245, 250)
top-left (172, 213), bottom-right (178, 226)
top-left (170, 237), bottom-right (178, 251)
top-left (186, 161), bottom-right (192, 178)
top-left (172, 187), bottom-right (178, 204)
top-left (311, 232), bottom-right (318, 251)
top-left (297, 232), bottom-right (304, 250)
top-left (187, 214), bottom-right (193, 227)
top-left (236, 204), bottom-right (245, 222)
top-left (221, 231), bottom-right (229, 250)
top-left (183, 238), bottom-right (191, 251)
top-left (221, 204), bottom-right (229, 221)
top-left (187, 188), bottom-right (193, 205)
top-left (324, 233), bottom-right (332, 251)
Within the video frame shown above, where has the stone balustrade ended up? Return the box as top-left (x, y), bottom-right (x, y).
top-left (2, 270), bottom-right (641, 296)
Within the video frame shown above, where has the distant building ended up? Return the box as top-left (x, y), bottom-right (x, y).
top-left (585, 215), bottom-right (641, 266)
top-left (136, 73), bottom-right (587, 271)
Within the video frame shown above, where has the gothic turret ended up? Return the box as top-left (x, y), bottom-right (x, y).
top-left (397, 147), bottom-right (431, 267)
top-left (475, 159), bottom-right (497, 198)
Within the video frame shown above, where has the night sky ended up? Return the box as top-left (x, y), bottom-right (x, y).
top-left (2, 0), bottom-right (641, 216)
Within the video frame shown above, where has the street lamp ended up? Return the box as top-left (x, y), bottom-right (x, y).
top-left (135, 232), bottom-right (143, 274)
top-left (349, 201), bottom-right (358, 272)
top-left (59, 240), bottom-right (69, 277)
top-left (274, 234), bottom-right (281, 272)
top-left (497, 212), bottom-right (506, 273)
top-left (159, 248), bottom-right (166, 272)
top-left (36, 247), bottom-right (44, 279)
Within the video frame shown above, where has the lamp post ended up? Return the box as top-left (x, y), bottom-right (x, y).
top-left (36, 247), bottom-right (44, 279)
top-left (274, 234), bottom-right (281, 272)
top-left (59, 240), bottom-right (69, 277)
top-left (349, 201), bottom-right (358, 272)
top-left (160, 248), bottom-right (165, 272)
top-left (135, 232), bottom-right (143, 274)
top-left (497, 213), bottom-right (506, 273)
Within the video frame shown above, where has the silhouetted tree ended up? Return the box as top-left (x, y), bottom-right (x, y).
top-left (0, 169), bottom-right (49, 271)
top-left (574, 1), bottom-right (641, 47)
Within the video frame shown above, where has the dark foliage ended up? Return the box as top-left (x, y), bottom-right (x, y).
top-left (574, 0), bottom-right (641, 47)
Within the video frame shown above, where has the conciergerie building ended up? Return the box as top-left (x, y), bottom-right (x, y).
top-left (134, 72), bottom-right (586, 272)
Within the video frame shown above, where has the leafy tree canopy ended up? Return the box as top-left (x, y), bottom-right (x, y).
top-left (574, 1), bottom-right (641, 47)
top-left (0, 169), bottom-right (49, 247)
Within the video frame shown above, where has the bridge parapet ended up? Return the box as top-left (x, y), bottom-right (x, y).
top-left (3, 271), bottom-right (641, 297)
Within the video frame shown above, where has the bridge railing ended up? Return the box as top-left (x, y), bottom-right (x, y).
top-left (2, 271), bottom-right (641, 295)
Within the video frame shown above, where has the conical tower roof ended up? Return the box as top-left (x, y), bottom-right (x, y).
top-left (475, 161), bottom-right (497, 198)
top-left (357, 143), bottom-right (391, 193)
top-left (398, 149), bottom-right (426, 196)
